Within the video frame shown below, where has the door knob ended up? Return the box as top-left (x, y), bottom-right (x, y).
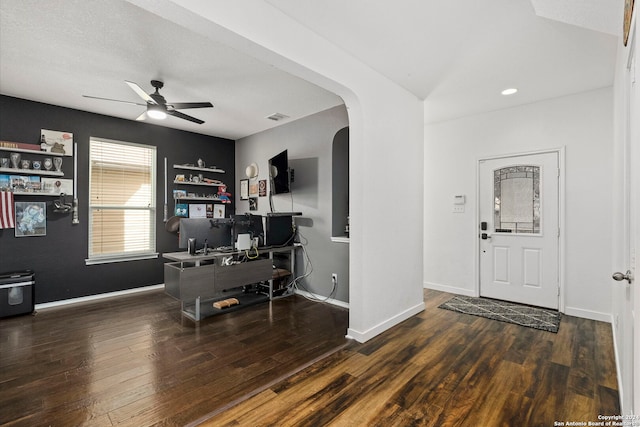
top-left (481, 233), bottom-right (491, 240)
top-left (612, 270), bottom-right (633, 284)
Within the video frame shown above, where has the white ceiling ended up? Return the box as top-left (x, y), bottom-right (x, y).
top-left (0, 0), bottom-right (620, 139)
top-left (0, 0), bottom-right (344, 140)
top-left (266, 0), bottom-right (620, 123)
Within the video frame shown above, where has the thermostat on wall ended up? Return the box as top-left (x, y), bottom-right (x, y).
top-left (453, 195), bottom-right (465, 213)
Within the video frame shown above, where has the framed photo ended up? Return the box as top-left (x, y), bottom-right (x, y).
top-left (27, 176), bottom-right (41, 192)
top-left (249, 180), bottom-right (259, 197)
top-left (213, 204), bottom-right (225, 219)
top-left (259, 179), bottom-right (267, 197)
top-left (240, 179), bottom-right (249, 200)
top-left (0, 174), bottom-right (9, 191)
top-left (624, 0), bottom-right (635, 46)
top-left (9, 175), bottom-right (29, 192)
top-left (249, 197), bottom-right (258, 211)
top-left (175, 203), bottom-right (188, 217)
top-left (189, 204), bottom-right (207, 218)
top-left (15, 201), bottom-right (46, 237)
top-left (40, 129), bottom-right (73, 156)
top-left (41, 178), bottom-right (73, 195)
top-left (173, 189), bottom-right (187, 199)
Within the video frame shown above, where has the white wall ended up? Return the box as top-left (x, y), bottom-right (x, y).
top-left (424, 88), bottom-right (614, 321)
top-left (132, 0), bottom-right (426, 342)
top-left (235, 105), bottom-right (350, 304)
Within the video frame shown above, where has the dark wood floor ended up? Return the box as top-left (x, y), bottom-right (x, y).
top-left (0, 289), bottom-right (620, 426)
top-left (203, 289), bottom-right (620, 427)
top-left (0, 290), bottom-right (349, 426)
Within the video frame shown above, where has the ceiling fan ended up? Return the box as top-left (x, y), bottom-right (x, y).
top-left (83, 80), bottom-right (213, 124)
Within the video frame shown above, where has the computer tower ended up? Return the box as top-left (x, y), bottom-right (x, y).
top-left (266, 215), bottom-right (294, 246)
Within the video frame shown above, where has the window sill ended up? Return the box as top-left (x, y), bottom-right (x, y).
top-left (85, 253), bottom-right (159, 265)
top-left (330, 236), bottom-right (350, 244)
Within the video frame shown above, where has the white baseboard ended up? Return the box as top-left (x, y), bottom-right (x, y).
top-left (424, 282), bottom-right (612, 323)
top-left (293, 289), bottom-right (349, 309)
top-left (35, 284), bottom-right (165, 310)
top-left (423, 281), bottom-right (477, 297)
top-left (346, 301), bottom-right (425, 343)
top-left (563, 306), bottom-right (611, 323)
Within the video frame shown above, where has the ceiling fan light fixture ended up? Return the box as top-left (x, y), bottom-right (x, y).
top-left (501, 88), bottom-right (518, 96)
top-left (147, 105), bottom-right (167, 120)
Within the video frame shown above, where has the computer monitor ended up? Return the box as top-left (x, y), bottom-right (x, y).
top-left (232, 214), bottom-right (264, 247)
top-left (178, 218), bottom-right (233, 251)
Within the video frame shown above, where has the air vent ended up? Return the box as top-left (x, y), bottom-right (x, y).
top-left (266, 113), bottom-right (290, 122)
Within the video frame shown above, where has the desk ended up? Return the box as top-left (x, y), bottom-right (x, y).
top-left (163, 245), bottom-right (297, 321)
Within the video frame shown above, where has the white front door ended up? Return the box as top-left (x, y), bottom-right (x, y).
top-left (615, 29), bottom-right (638, 415)
top-left (479, 152), bottom-right (559, 309)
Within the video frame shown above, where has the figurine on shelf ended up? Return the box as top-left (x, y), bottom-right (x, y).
top-left (10, 152), bottom-right (20, 169)
top-left (217, 185), bottom-right (232, 204)
top-left (53, 157), bottom-right (63, 172)
top-left (197, 158), bottom-right (205, 168)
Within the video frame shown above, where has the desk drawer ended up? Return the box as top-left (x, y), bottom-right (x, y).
top-left (164, 262), bottom-right (216, 301)
top-left (214, 259), bottom-right (272, 289)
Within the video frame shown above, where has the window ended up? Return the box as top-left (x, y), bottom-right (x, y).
top-left (87, 137), bottom-right (157, 264)
top-left (493, 165), bottom-right (540, 234)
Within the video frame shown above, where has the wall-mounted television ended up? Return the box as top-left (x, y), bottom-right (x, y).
top-left (268, 149), bottom-right (290, 194)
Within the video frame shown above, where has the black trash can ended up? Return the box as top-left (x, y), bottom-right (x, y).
top-left (0, 270), bottom-right (35, 318)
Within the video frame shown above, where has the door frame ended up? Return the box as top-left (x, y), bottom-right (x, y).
top-left (475, 147), bottom-right (566, 312)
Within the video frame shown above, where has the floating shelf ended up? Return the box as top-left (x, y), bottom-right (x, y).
top-left (12, 191), bottom-right (70, 197)
top-left (0, 167), bottom-right (64, 177)
top-left (0, 147), bottom-right (65, 157)
top-left (173, 180), bottom-right (225, 187)
top-left (175, 196), bottom-right (228, 201)
top-left (173, 164), bottom-right (225, 174)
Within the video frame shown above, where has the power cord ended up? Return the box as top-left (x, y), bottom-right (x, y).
top-left (286, 229), bottom-right (337, 302)
top-left (245, 245), bottom-right (259, 259)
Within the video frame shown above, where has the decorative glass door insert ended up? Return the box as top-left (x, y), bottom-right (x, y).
top-left (493, 165), bottom-right (540, 234)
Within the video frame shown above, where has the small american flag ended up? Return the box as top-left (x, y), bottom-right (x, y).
top-left (0, 191), bottom-right (15, 229)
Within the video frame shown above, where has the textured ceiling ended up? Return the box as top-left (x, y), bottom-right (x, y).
top-left (0, 0), bottom-right (621, 138)
top-left (0, 0), bottom-right (343, 139)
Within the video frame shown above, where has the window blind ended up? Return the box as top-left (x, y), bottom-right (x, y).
top-left (88, 138), bottom-right (156, 261)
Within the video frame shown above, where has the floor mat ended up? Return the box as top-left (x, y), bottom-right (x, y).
top-left (438, 295), bottom-right (561, 333)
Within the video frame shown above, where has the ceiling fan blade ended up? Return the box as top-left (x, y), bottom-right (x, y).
top-left (83, 95), bottom-right (146, 106)
top-left (168, 110), bottom-right (205, 124)
top-left (125, 81), bottom-right (155, 104)
top-left (135, 111), bottom-right (148, 121)
top-left (168, 102), bottom-right (213, 110)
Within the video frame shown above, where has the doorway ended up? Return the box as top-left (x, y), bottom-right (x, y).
top-left (478, 151), bottom-right (561, 309)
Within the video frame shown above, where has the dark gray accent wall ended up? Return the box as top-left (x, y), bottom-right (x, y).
top-left (331, 127), bottom-right (349, 237)
top-left (0, 95), bottom-right (235, 303)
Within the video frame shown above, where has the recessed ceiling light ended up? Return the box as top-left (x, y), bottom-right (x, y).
top-left (501, 88), bottom-right (518, 96)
